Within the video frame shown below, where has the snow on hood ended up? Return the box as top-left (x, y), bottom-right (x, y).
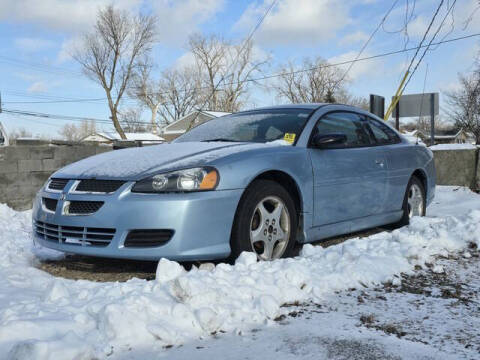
top-left (53, 142), bottom-right (268, 180)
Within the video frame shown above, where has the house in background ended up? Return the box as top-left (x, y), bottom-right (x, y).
top-left (160, 110), bottom-right (231, 141)
top-left (82, 131), bottom-right (165, 144)
top-left (418, 129), bottom-right (475, 145)
top-left (401, 128), bottom-right (476, 146)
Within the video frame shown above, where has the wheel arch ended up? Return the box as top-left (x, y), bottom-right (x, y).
top-left (249, 170), bottom-right (303, 216)
top-left (231, 169), bottom-right (305, 245)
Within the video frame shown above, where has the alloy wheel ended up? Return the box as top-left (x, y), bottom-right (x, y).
top-left (249, 196), bottom-right (291, 261)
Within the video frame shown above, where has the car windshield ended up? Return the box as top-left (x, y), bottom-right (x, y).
top-left (175, 108), bottom-right (313, 144)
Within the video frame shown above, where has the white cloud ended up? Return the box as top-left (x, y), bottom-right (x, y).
top-left (339, 31), bottom-right (369, 46)
top-left (0, 0), bottom-right (141, 32)
top-left (27, 81), bottom-right (48, 93)
top-left (152, 0), bottom-right (225, 44)
top-left (328, 50), bottom-right (384, 81)
top-left (57, 36), bottom-right (83, 64)
top-left (14, 37), bottom-right (56, 52)
top-left (234, 0), bottom-right (351, 46)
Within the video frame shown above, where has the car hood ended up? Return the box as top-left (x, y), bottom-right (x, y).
top-left (53, 141), bottom-right (269, 180)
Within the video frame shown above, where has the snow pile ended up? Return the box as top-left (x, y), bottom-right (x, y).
top-left (430, 143), bottom-right (477, 151)
top-left (0, 188), bottom-right (480, 359)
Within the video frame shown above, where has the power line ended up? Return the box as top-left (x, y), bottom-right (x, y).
top-left (186, 0), bottom-right (279, 131)
top-left (337, 0), bottom-right (401, 85)
top-left (3, 32), bottom-right (480, 106)
top-left (2, 31), bottom-right (477, 129)
top-left (400, 0), bottom-right (446, 88)
top-left (0, 55), bottom-right (83, 78)
top-left (1, 108), bottom-right (155, 127)
top-left (402, 0), bottom-right (457, 91)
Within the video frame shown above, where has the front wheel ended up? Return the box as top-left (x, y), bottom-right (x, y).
top-left (230, 180), bottom-right (298, 262)
top-left (397, 176), bottom-right (426, 227)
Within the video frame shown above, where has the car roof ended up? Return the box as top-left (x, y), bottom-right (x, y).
top-left (244, 103), bottom-right (326, 111)
top-left (234, 103), bottom-right (372, 114)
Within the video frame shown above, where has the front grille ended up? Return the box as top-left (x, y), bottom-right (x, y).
top-left (48, 178), bottom-right (68, 191)
top-left (66, 201), bottom-right (104, 215)
top-left (42, 198), bottom-right (57, 212)
top-left (124, 229), bottom-right (174, 248)
top-left (34, 221), bottom-right (115, 247)
top-left (75, 180), bottom-right (125, 193)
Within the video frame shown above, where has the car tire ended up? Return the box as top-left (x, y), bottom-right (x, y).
top-left (229, 180), bottom-right (298, 262)
top-left (395, 175), bottom-right (426, 227)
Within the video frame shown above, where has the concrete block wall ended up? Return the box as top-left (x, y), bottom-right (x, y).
top-left (431, 148), bottom-right (479, 190)
top-left (0, 144), bottom-right (112, 210)
top-left (1, 143), bottom-right (479, 211)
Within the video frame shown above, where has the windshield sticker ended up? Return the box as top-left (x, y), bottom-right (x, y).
top-left (284, 133), bottom-right (296, 144)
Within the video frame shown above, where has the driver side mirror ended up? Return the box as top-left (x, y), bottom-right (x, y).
top-left (311, 133), bottom-right (347, 149)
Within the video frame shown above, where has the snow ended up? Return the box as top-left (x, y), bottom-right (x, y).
top-left (202, 111), bottom-right (231, 118)
top-left (54, 141), bottom-right (290, 179)
top-left (55, 142), bottom-right (252, 179)
top-left (94, 132), bottom-right (165, 142)
top-left (402, 131), bottom-right (426, 146)
top-left (430, 143), bottom-right (477, 150)
top-left (0, 186), bottom-right (480, 359)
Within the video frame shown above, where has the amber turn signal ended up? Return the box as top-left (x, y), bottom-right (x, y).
top-left (199, 170), bottom-right (219, 190)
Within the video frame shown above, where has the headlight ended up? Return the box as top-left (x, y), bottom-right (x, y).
top-left (131, 167), bottom-right (219, 193)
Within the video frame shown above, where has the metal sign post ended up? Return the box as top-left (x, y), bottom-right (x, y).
top-left (369, 94), bottom-right (385, 119)
top-left (430, 93), bottom-right (435, 146)
top-left (390, 93), bottom-right (439, 143)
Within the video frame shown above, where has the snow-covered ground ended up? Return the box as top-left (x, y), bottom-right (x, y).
top-left (0, 186), bottom-right (479, 359)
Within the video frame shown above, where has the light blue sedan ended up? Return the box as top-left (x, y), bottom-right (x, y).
top-left (33, 104), bottom-right (435, 261)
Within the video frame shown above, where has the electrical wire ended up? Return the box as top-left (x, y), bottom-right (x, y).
top-left (336, 0), bottom-right (401, 86)
top-left (3, 32), bottom-right (479, 106)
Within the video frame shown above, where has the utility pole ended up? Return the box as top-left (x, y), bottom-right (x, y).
top-left (0, 91), bottom-right (2, 113)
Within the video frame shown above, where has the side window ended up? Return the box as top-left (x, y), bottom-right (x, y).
top-left (313, 112), bottom-right (373, 148)
top-left (368, 118), bottom-right (400, 145)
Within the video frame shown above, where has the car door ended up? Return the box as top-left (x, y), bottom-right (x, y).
top-left (308, 111), bottom-right (388, 227)
top-left (366, 116), bottom-right (404, 213)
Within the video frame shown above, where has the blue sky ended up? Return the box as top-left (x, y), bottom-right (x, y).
top-left (1, 0), bottom-right (479, 137)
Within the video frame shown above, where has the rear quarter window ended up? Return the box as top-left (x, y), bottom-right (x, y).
top-left (368, 118), bottom-right (401, 145)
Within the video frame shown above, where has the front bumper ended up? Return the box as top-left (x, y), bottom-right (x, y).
top-left (32, 181), bottom-right (244, 261)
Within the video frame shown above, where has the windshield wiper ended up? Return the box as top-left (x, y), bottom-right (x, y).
top-left (201, 138), bottom-right (237, 142)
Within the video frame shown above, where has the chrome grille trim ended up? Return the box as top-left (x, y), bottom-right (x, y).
top-left (47, 178), bottom-right (68, 192)
top-left (42, 198), bottom-right (57, 213)
top-left (34, 221), bottom-right (115, 247)
top-left (63, 201), bottom-right (104, 216)
top-left (71, 179), bottom-right (126, 194)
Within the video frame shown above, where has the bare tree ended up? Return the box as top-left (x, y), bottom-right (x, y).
top-left (73, 5), bottom-right (156, 139)
top-left (445, 71), bottom-right (480, 144)
top-left (59, 120), bottom-right (96, 141)
top-left (129, 60), bottom-right (164, 133)
top-left (9, 127), bottom-right (32, 140)
top-left (157, 67), bottom-right (202, 125)
top-left (271, 57), bottom-right (346, 104)
top-left (188, 34), bottom-right (268, 112)
top-left (189, 34), bottom-right (227, 111)
top-left (216, 40), bottom-right (268, 112)
top-left (119, 108), bottom-right (147, 133)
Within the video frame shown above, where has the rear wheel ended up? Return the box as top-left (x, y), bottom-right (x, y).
top-left (396, 176), bottom-right (426, 227)
top-left (230, 180), bottom-right (298, 262)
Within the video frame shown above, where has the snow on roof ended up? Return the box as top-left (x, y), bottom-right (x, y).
top-left (161, 110), bottom-right (232, 133)
top-left (202, 111), bottom-right (231, 118)
top-left (95, 132), bottom-right (165, 141)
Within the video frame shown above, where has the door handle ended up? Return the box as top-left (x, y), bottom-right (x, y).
top-left (375, 159), bottom-right (385, 167)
